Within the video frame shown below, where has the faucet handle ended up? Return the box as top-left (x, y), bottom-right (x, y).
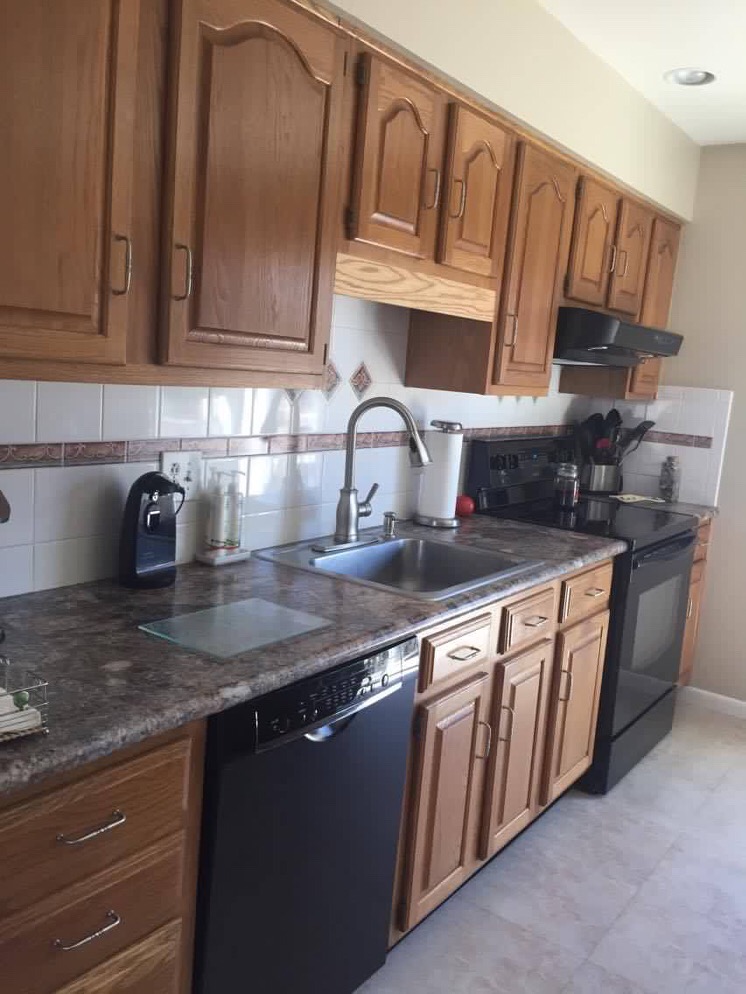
top-left (358, 482), bottom-right (379, 519)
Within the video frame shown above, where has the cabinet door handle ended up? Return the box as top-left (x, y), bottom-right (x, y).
top-left (505, 314), bottom-right (519, 348)
top-left (608, 243), bottom-right (618, 274)
top-left (54, 910), bottom-right (121, 952)
top-left (111, 234), bottom-right (132, 296)
top-left (475, 720), bottom-right (492, 760)
top-left (173, 243), bottom-right (194, 300)
top-left (585, 587), bottom-right (606, 598)
top-left (498, 705), bottom-right (515, 742)
top-left (449, 177), bottom-right (467, 219)
top-left (447, 644), bottom-right (481, 661)
top-left (559, 669), bottom-right (574, 702)
top-left (56, 809), bottom-right (126, 846)
top-left (687, 597), bottom-right (693, 619)
top-left (423, 167), bottom-right (441, 210)
top-left (523, 615), bottom-right (548, 628)
top-left (617, 249), bottom-right (629, 278)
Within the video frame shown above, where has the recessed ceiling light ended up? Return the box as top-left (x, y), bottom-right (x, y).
top-left (663, 67), bottom-right (716, 86)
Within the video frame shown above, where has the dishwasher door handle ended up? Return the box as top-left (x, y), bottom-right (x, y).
top-left (303, 681), bottom-right (402, 744)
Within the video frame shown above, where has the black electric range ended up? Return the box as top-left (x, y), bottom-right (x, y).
top-left (465, 435), bottom-right (699, 793)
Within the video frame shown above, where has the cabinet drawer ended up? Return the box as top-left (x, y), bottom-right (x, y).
top-left (0, 836), bottom-right (182, 994)
top-left (420, 613), bottom-right (493, 690)
top-left (694, 521), bottom-right (711, 562)
top-left (560, 562), bottom-right (613, 624)
top-left (55, 920), bottom-right (182, 994)
top-left (0, 736), bottom-right (193, 920)
top-left (500, 587), bottom-right (557, 654)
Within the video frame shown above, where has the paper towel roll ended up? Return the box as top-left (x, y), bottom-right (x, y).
top-left (416, 428), bottom-right (463, 524)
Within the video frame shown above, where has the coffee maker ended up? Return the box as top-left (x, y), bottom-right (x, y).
top-left (119, 472), bottom-right (185, 588)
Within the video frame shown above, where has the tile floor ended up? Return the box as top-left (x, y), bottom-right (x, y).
top-left (359, 700), bottom-right (746, 994)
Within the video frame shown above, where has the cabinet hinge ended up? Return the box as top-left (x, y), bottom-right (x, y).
top-left (345, 205), bottom-right (358, 238)
top-left (563, 274), bottom-right (570, 295)
top-left (343, 49), bottom-right (349, 76)
top-left (412, 710), bottom-right (423, 740)
top-left (355, 56), bottom-right (370, 87)
top-left (322, 343), bottom-right (329, 365)
top-left (397, 898), bottom-right (408, 928)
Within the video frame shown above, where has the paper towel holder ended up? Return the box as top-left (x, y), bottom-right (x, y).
top-left (414, 420), bottom-right (463, 530)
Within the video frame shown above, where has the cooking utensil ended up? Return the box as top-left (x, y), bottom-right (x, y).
top-left (603, 408), bottom-right (623, 438)
top-left (619, 420), bottom-right (655, 462)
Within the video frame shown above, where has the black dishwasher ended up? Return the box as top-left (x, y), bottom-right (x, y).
top-left (194, 635), bottom-right (420, 994)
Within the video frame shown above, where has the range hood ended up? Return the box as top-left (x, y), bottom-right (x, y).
top-left (553, 306), bottom-right (683, 367)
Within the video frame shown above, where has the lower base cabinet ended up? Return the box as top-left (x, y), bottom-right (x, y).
top-left (480, 639), bottom-right (553, 860)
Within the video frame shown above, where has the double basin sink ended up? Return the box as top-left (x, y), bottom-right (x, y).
top-left (254, 534), bottom-right (542, 601)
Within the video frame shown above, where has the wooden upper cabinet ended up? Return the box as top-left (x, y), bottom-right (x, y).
top-left (493, 144), bottom-right (577, 391)
top-left (565, 177), bottom-right (620, 306)
top-left (162, 0), bottom-right (345, 372)
top-left (640, 217), bottom-right (682, 329)
top-left (349, 54), bottom-right (447, 259)
top-left (402, 672), bottom-right (490, 930)
top-left (607, 199), bottom-right (654, 316)
top-left (0, 0), bottom-right (141, 365)
top-left (480, 640), bottom-right (553, 861)
top-left (543, 611), bottom-right (609, 805)
top-left (437, 106), bottom-right (515, 279)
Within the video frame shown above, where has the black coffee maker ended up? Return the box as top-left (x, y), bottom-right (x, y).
top-left (119, 472), bottom-right (185, 588)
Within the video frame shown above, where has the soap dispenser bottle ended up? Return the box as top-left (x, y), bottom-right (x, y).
top-left (226, 471), bottom-right (245, 551)
top-left (206, 470), bottom-right (230, 550)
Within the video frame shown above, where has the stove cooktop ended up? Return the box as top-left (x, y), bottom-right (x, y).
top-left (479, 495), bottom-right (698, 550)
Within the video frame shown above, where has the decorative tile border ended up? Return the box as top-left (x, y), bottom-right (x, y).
top-left (0, 426), bottom-right (713, 470)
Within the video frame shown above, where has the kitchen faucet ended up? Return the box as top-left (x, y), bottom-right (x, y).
top-left (334, 397), bottom-right (431, 544)
top-left (0, 488), bottom-right (9, 523)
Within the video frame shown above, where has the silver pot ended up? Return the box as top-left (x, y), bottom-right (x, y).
top-left (581, 464), bottom-right (622, 494)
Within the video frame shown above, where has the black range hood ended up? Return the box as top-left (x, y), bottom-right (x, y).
top-left (553, 306), bottom-right (683, 367)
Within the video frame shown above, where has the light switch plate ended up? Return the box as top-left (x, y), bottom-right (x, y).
top-left (160, 450), bottom-right (203, 501)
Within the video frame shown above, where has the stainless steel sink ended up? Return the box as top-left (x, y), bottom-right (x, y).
top-left (254, 535), bottom-right (542, 601)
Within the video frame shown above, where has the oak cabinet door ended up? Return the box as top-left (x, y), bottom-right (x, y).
top-left (402, 673), bottom-right (490, 930)
top-left (626, 356), bottom-right (661, 400)
top-left (565, 177), bottom-right (620, 306)
top-left (349, 54), bottom-right (447, 259)
top-left (480, 640), bottom-right (554, 861)
top-left (438, 106), bottom-right (515, 279)
top-left (0, 0), bottom-right (141, 364)
top-left (640, 217), bottom-right (682, 329)
top-left (162, 0), bottom-right (345, 372)
top-left (607, 200), bottom-right (654, 316)
top-left (543, 611), bottom-right (609, 805)
top-left (679, 566), bottom-right (704, 686)
top-left (493, 144), bottom-right (576, 391)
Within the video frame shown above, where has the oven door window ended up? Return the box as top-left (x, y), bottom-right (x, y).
top-left (613, 539), bottom-right (694, 736)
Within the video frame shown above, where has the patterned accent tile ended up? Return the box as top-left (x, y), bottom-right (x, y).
top-left (228, 436), bottom-right (270, 456)
top-left (181, 436), bottom-right (228, 455)
top-left (267, 434), bottom-right (308, 454)
top-left (349, 362), bottom-right (372, 401)
top-left (305, 433), bottom-right (347, 452)
top-left (63, 441), bottom-right (126, 466)
top-left (692, 435), bottom-right (713, 449)
top-left (126, 438), bottom-right (182, 463)
top-left (322, 361), bottom-right (342, 401)
top-left (0, 443), bottom-right (63, 469)
top-left (358, 431), bottom-right (409, 449)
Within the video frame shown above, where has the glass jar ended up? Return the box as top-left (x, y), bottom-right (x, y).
top-left (554, 462), bottom-right (580, 509)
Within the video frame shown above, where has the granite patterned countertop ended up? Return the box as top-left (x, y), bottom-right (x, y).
top-left (0, 518), bottom-right (626, 797)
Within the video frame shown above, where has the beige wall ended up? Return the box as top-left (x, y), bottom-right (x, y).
top-left (669, 144), bottom-right (746, 700)
top-left (332, 0), bottom-right (700, 218)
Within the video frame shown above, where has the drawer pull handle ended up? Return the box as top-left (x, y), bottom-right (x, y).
top-left (56, 809), bottom-right (126, 846)
top-left (498, 705), bottom-right (515, 742)
top-left (523, 615), bottom-right (549, 628)
top-left (447, 645), bottom-right (481, 661)
top-left (585, 587), bottom-right (606, 598)
top-left (559, 669), bottom-right (574, 702)
top-left (475, 720), bottom-right (492, 760)
top-left (54, 910), bottom-right (121, 952)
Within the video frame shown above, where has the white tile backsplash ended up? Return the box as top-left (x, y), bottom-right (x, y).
top-left (0, 380), bottom-right (36, 444)
top-left (103, 385), bottom-right (160, 440)
top-left (0, 296), bottom-right (734, 597)
top-left (37, 382), bottom-right (102, 442)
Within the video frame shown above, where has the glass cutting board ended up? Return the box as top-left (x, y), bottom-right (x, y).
top-left (139, 598), bottom-right (330, 659)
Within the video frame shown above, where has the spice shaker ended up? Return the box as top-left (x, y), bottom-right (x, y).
top-left (659, 456), bottom-right (681, 503)
top-left (554, 462), bottom-right (580, 509)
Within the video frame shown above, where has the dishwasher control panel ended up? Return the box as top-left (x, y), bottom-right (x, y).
top-left (253, 635), bottom-right (419, 750)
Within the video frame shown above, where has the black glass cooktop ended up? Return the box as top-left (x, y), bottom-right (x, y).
top-left (480, 496), bottom-right (699, 550)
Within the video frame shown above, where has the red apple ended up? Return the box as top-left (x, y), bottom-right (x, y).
top-left (455, 494), bottom-right (475, 517)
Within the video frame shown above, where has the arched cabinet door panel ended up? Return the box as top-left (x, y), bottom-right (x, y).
top-left (438, 105), bottom-right (516, 280)
top-left (607, 199), bottom-right (654, 316)
top-left (565, 177), bottom-right (620, 307)
top-left (348, 54), bottom-right (447, 259)
top-left (640, 217), bottom-right (682, 329)
top-left (162, 0), bottom-right (346, 372)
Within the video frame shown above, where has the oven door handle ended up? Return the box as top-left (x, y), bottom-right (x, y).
top-left (633, 532), bottom-right (697, 569)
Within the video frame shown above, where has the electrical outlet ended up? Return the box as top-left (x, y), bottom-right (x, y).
top-left (160, 450), bottom-right (203, 501)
